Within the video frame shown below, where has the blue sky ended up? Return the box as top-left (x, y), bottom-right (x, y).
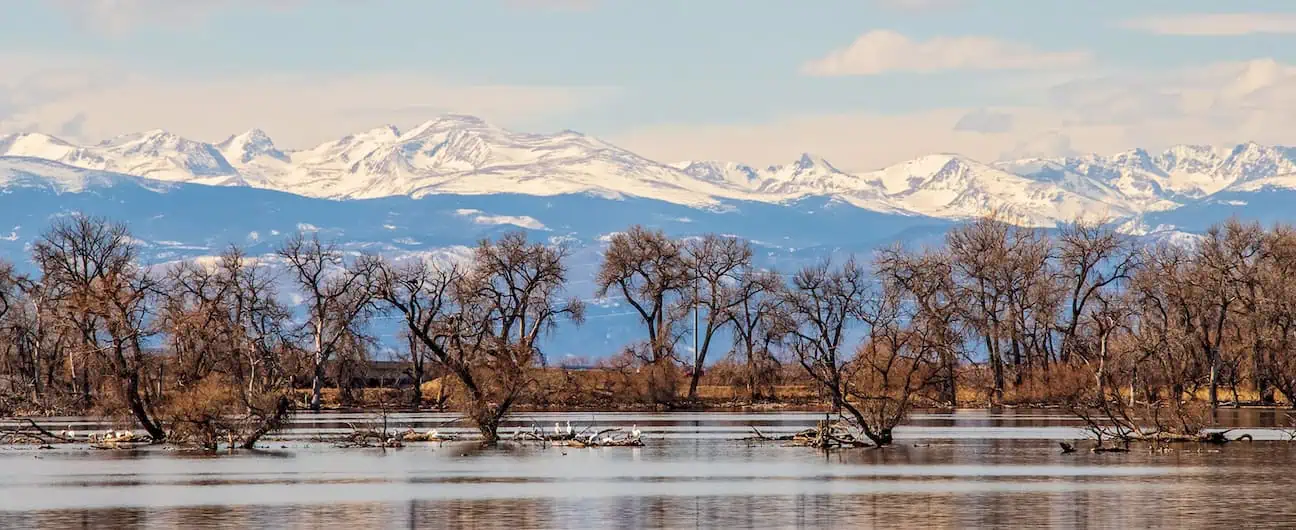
top-left (3, 0), bottom-right (1296, 170)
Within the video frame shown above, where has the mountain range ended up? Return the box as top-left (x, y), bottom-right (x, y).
top-left (5, 114), bottom-right (1295, 226)
top-left (2, 115), bottom-right (1294, 357)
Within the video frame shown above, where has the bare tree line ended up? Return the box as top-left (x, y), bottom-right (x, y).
top-left (3, 212), bottom-right (1296, 447)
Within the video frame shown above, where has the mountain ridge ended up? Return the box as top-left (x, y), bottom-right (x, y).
top-left (4, 115), bottom-right (1296, 227)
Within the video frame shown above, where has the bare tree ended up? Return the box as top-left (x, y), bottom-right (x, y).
top-left (850, 279), bottom-right (944, 445)
top-left (728, 269), bottom-right (787, 401)
top-left (1055, 220), bottom-right (1140, 364)
top-left (375, 232), bottom-right (583, 444)
top-left (277, 232), bottom-right (377, 412)
top-left (1213, 220), bottom-right (1271, 404)
top-left (681, 234), bottom-right (752, 400)
top-left (371, 256), bottom-right (461, 410)
top-left (596, 225), bottom-right (690, 403)
top-left (946, 215), bottom-right (1014, 403)
top-left (875, 246), bottom-right (962, 405)
top-left (780, 258), bottom-right (892, 445)
top-left (31, 216), bottom-right (167, 440)
top-left (1256, 224), bottom-right (1296, 405)
top-left (0, 260), bottom-right (14, 323)
top-left (163, 247), bottom-right (299, 449)
top-left (1191, 224), bottom-right (1249, 407)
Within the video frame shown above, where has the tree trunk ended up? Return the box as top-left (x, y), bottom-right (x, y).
top-left (1208, 351), bottom-right (1219, 408)
top-left (240, 396), bottom-right (292, 450)
top-left (310, 361), bottom-right (325, 412)
top-left (1254, 344), bottom-right (1274, 405)
top-left (311, 324), bottom-right (325, 412)
top-left (124, 372), bottom-right (166, 441)
top-left (687, 368), bottom-right (703, 401)
top-left (944, 357), bottom-right (958, 407)
top-left (411, 366), bottom-right (424, 409)
top-left (986, 334), bottom-right (1004, 404)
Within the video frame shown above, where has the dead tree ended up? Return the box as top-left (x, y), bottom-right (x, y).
top-left (596, 226), bottom-right (690, 403)
top-left (780, 258), bottom-right (897, 446)
top-left (163, 247), bottom-right (299, 449)
top-left (681, 234), bottom-right (752, 400)
top-left (728, 269), bottom-right (787, 401)
top-left (875, 246), bottom-right (962, 406)
top-left (277, 232), bottom-right (376, 411)
top-left (30, 216), bottom-right (167, 441)
top-left (375, 232), bottom-right (583, 444)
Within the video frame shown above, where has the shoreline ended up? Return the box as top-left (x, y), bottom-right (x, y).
top-left (11, 400), bottom-right (1296, 421)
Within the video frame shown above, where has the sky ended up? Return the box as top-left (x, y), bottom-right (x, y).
top-left (3, 0), bottom-right (1296, 171)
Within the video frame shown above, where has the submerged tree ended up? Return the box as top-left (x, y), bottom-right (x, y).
top-left (375, 232), bottom-right (583, 444)
top-left (162, 247), bottom-right (300, 449)
top-left (31, 216), bottom-right (167, 440)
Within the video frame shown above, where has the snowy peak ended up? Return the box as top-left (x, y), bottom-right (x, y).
top-left (678, 161), bottom-right (762, 188)
top-left (400, 114), bottom-right (490, 139)
top-left (218, 128), bottom-right (285, 164)
top-left (862, 154), bottom-right (1125, 224)
top-left (1004, 142), bottom-right (1296, 208)
top-left (0, 132), bottom-right (93, 163)
top-left (1219, 142), bottom-right (1296, 183)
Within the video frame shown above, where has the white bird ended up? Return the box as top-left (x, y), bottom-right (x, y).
top-left (554, 422), bottom-right (562, 435)
top-left (631, 425), bottom-right (641, 438)
top-left (566, 421), bottom-right (573, 435)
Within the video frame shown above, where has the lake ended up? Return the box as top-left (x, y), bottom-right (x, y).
top-left (3, 409), bottom-right (1295, 528)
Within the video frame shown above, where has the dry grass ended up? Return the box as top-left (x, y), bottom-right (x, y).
top-left (286, 364), bottom-right (1296, 413)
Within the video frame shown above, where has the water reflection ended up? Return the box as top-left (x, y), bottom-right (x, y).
top-left (3, 410), bottom-right (1295, 528)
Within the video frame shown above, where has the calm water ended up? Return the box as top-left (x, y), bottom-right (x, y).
top-left (3, 409), bottom-right (1296, 528)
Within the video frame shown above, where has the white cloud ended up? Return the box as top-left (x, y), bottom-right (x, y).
top-left (614, 58), bottom-right (1296, 171)
top-left (802, 30), bottom-right (1091, 76)
top-left (0, 55), bottom-right (615, 148)
top-left (1121, 13), bottom-right (1296, 36)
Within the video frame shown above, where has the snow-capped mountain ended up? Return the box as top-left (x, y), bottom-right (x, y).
top-left (996, 142), bottom-right (1296, 213)
top-left (0, 130), bottom-right (242, 186)
top-left (0, 156), bottom-right (170, 194)
top-left (3, 113), bottom-right (1296, 228)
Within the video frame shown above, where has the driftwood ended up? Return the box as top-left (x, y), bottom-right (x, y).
top-left (746, 421), bottom-right (871, 449)
top-left (333, 422), bottom-right (404, 448)
top-left (558, 428), bottom-right (644, 447)
top-left (1, 419), bottom-right (77, 445)
top-left (397, 429), bottom-right (458, 442)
